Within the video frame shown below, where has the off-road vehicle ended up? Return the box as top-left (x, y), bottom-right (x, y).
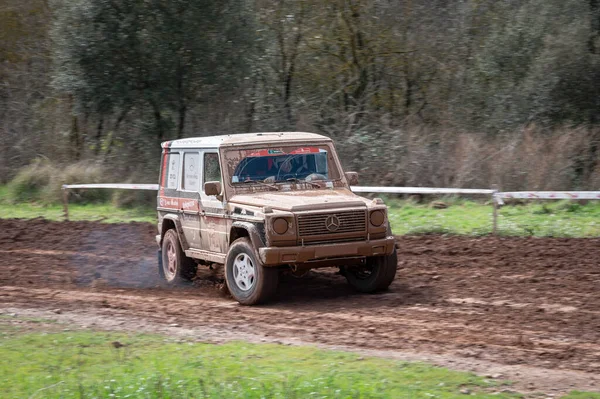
top-left (156, 132), bottom-right (397, 304)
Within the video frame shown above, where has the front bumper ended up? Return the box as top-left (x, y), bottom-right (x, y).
top-left (258, 236), bottom-right (396, 266)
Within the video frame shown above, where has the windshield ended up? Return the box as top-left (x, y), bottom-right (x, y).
top-left (227, 145), bottom-right (340, 185)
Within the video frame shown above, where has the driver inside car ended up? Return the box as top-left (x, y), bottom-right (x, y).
top-left (264, 156), bottom-right (293, 183)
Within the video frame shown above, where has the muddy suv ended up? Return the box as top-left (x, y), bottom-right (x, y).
top-left (156, 132), bottom-right (397, 304)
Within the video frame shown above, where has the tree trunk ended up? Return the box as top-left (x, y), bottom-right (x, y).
top-left (152, 102), bottom-right (164, 144)
top-left (94, 116), bottom-right (104, 156)
top-left (104, 107), bottom-right (130, 160)
top-left (245, 78), bottom-right (257, 132)
top-left (177, 103), bottom-right (186, 139)
top-left (68, 95), bottom-right (81, 161)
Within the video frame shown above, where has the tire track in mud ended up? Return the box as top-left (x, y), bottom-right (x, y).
top-left (1, 218), bottom-right (599, 394)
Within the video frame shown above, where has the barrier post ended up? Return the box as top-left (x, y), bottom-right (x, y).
top-left (62, 186), bottom-right (69, 221)
top-left (491, 184), bottom-right (499, 236)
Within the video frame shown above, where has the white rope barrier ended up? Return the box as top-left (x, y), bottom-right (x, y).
top-left (62, 184), bottom-right (159, 190)
top-left (350, 186), bottom-right (495, 195)
top-left (495, 191), bottom-right (600, 200)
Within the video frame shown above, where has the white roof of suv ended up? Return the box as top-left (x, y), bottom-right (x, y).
top-left (163, 132), bottom-right (331, 149)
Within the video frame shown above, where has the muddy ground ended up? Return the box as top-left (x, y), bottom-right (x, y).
top-left (1, 218), bottom-right (599, 394)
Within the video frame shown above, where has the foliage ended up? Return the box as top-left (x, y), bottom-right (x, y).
top-left (464, 0), bottom-right (600, 129)
top-left (5, 159), bottom-right (55, 202)
top-left (3, 0), bottom-right (600, 191)
top-left (51, 0), bottom-right (255, 148)
top-left (5, 160), bottom-right (110, 204)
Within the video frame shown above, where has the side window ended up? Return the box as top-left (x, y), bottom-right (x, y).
top-left (204, 152), bottom-right (222, 183)
top-left (167, 153), bottom-right (180, 190)
top-left (182, 152), bottom-right (200, 191)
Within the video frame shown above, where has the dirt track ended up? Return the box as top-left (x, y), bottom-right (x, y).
top-left (1, 218), bottom-right (599, 394)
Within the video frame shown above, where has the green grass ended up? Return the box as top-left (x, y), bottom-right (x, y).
top-left (0, 185), bottom-right (155, 223)
top-left (0, 328), bottom-right (516, 399)
top-left (386, 198), bottom-right (600, 237)
top-left (0, 201), bottom-right (155, 223)
top-left (563, 392), bottom-right (600, 399)
top-left (0, 185), bottom-right (9, 201)
top-left (1, 328), bottom-right (598, 399)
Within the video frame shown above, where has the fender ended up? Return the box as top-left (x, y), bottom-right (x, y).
top-left (231, 221), bottom-right (266, 250)
top-left (386, 221), bottom-right (394, 237)
top-left (160, 214), bottom-right (190, 251)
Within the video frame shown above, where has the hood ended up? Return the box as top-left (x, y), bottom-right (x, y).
top-left (230, 188), bottom-right (367, 212)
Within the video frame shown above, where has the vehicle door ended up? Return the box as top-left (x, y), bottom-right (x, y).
top-left (179, 150), bottom-right (202, 249)
top-left (199, 150), bottom-right (228, 253)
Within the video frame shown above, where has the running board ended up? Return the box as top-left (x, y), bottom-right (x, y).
top-left (185, 249), bottom-right (226, 264)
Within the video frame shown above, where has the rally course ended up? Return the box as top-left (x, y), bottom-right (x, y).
top-left (1, 218), bottom-right (599, 394)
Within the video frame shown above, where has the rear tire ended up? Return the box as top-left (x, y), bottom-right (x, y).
top-left (345, 248), bottom-right (398, 293)
top-left (159, 229), bottom-right (197, 284)
top-left (225, 237), bottom-right (278, 305)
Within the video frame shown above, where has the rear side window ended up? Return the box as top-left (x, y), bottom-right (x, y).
top-left (182, 152), bottom-right (200, 191)
top-left (204, 153), bottom-right (221, 183)
top-left (167, 153), bottom-right (180, 190)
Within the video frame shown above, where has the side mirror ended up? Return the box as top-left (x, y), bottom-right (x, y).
top-left (345, 171), bottom-right (359, 186)
top-left (204, 181), bottom-right (222, 196)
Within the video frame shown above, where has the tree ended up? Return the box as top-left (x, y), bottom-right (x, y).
top-left (52, 0), bottom-right (255, 153)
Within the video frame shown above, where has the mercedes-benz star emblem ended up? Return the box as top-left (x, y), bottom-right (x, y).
top-left (325, 215), bottom-right (340, 232)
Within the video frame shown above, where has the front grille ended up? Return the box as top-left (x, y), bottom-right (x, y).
top-left (297, 210), bottom-right (366, 242)
top-left (299, 236), bottom-right (365, 246)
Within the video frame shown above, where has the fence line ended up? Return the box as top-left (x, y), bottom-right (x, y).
top-left (62, 183), bottom-right (159, 190)
top-left (61, 183), bottom-right (600, 234)
top-left (495, 191), bottom-right (600, 200)
top-left (350, 186), bottom-right (495, 195)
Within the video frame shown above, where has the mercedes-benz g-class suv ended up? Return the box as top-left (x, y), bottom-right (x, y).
top-left (157, 132), bottom-right (397, 304)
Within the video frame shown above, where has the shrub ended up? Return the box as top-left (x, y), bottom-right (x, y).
top-left (7, 161), bottom-right (111, 204)
top-left (555, 200), bottom-right (582, 213)
top-left (44, 162), bottom-right (111, 204)
top-left (111, 189), bottom-right (156, 208)
top-left (6, 160), bottom-right (56, 202)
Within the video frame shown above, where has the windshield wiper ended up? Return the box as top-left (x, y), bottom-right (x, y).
top-left (241, 179), bottom-right (279, 190)
top-left (305, 181), bottom-right (323, 188)
top-left (286, 177), bottom-right (321, 188)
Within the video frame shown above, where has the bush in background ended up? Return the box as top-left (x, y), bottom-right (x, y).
top-left (6, 160), bottom-right (55, 202)
top-left (110, 172), bottom-right (156, 208)
top-left (6, 160), bottom-right (111, 204)
top-left (339, 124), bottom-right (600, 192)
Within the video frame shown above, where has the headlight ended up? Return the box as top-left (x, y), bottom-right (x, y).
top-left (273, 217), bottom-right (289, 234)
top-left (370, 210), bottom-right (385, 227)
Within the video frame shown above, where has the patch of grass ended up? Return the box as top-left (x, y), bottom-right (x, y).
top-left (386, 198), bottom-right (600, 237)
top-left (0, 202), bottom-right (155, 223)
top-left (0, 329), bottom-right (516, 399)
top-left (0, 185), bottom-right (8, 202)
top-left (562, 392), bottom-right (600, 399)
top-left (387, 198), bottom-right (493, 236)
top-left (495, 200), bottom-right (600, 237)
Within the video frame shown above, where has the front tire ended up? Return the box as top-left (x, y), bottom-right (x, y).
top-left (345, 248), bottom-right (398, 293)
top-left (160, 229), bottom-right (197, 284)
top-left (225, 237), bottom-right (278, 305)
